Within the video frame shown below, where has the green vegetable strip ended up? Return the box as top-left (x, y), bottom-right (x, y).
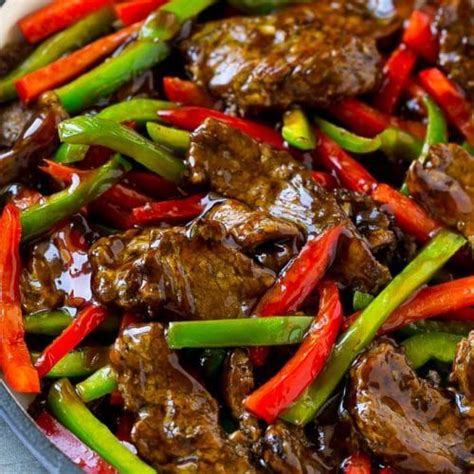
top-left (0, 8), bottom-right (114, 103)
top-left (146, 122), bottom-right (191, 153)
top-left (402, 332), bottom-right (463, 369)
top-left (48, 379), bottom-right (155, 474)
top-left (281, 229), bottom-right (466, 425)
top-left (21, 155), bottom-right (129, 242)
top-left (421, 96), bottom-right (448, 158)
top-left (167, 316), bottom-right (314, 349)
top-left (398, 319), bottom-right (474, 338)
top-left (31, 347), bottom-right (109, 378)
top-left (282, 108), bottom-right (316, 151)
top-left (59, 117), bottom-right (184, 182)
top-left (55, 99), bottom-right (175, 164)
top-left (352, 291), bottom-right (374, 311)
top-left (76, 365), bottom-right (118, 403)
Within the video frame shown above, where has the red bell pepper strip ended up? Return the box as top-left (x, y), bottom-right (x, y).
top-left (378, 468), bottom-right (394, 474)
top-left (89, 198), bottom-right (134, 229)
top-left (131, 193), bottom-right (206, 225)
top-left (40, 160), bottom-right (89, 183)
top-left (18, 0), bottom-right (112, 44)
top-left (403, 9), bottom-right (439, 63)
top-left (16, 22), bottom-right (142, 103)
top-left (158, 107), bottom-right (286, 150)
top-left (115, 412), bottom-right (135, 444)
top-left (0, 204), bottom-right (40, 393)
top-left (163, 77), bottom-right (214, 107)
top-left (35, 305), bottom-right (109, 378)
top-left (343, 453), bottom-right (372, 474)
top-left (115, 0), bottom-right (168, 25)
top-left (245, 281), bottom-right (343, 423)
top-left (36, 411), bottom-right (117, 474)
top-left (311, 171), bottom-right (338, 190)
top-left (419, 68), bottom-right (474, 146)
top-left (124, 170), bottom-right (179, 200)
top-left (440, 307), bottom-right (474, 322)
top-left (374, 46), bottom-right (417, 114)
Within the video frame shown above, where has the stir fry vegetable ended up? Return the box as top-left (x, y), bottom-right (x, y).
top-left (76, 365), bottom-right (118, 403)
top-left (282, 108), bottom-right (316, 150)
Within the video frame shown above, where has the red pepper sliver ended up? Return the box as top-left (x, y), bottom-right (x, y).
top-left (36, 411), bottom-right (117, 474)
top-left (158, 107), bottom-right (286, 150)
top-left (419, 68), bottom-right (474, 146)
top-left (245, 281), bottom-right (342, 423)
top-left (40, 160), bottom-right (89, 184)
top-left (90, 197), bottom-right (135, 229)
top-left (0, 204), bottom-right (40, 393)
top-left (18, 0), bottom-right (112, 44)
top-left (374, 46), bottom-right (417, 114)
top-left (115, 0), bottom-right (168, 25)
top-left (125, 171), bottom-right (179, 200)
top-left (35, 305), bottom-right (109, 378)
top-left (16, 22), bottom-right (142, 103)
top-left (311, 171), bottom-right (339, 190)
top-left (440, 307), bottom-right (474, 322)
top-left (403, 9), bottom-right (439, 63)
top-left (343, 453), bottom-right (372, 474)
top-left (163, 77), bottom-right (214, 107)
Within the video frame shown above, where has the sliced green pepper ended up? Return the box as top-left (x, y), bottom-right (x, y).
top-left (21, 155), bottom-right (129, 242)
top-left (398, 319), bottom-right (474, 338)
top-left (146, 122), bottom-right (191, 153)
top-left (281, 229), bottom-right (466, 425)
top-left (75, 365), bottom-right (118, 403)
top-left (282, 108), bottom-right (316, 151)
top-left (48, 379), bottom-right (155, 474)
top-left (352, 291), bottom-right (374, 311)
top-left (59, 117), bottom-right (184, 182)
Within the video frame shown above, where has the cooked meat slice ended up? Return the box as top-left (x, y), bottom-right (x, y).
top-left (348, 340), bottom-right (474, 473)
top-left (0, 102), bottom-right (33, 149)
top-left (90, 225), bottom-right (275, 320)
top-left (407, 143), bottom-right (474, 245)
top-left (437, 0), bottom-right (474, 102)
top-left (186, 118), bottom-right (391, 293)
top-left (451, 331), bottom-right (474, 416)
top-left (111, 323), bottom-right (256, 473)
top-left (182, 3), bottom-right (383, 114)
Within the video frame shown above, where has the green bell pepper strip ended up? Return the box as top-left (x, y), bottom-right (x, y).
top-left (352, 291), bottom-right (374, 311)
top-left (21, 155), bottom-right (129, 242)
top-left (420, 95), bottom-right (448, 159)
top-left (75, 365), bottom-right (118, 403)
top-left (31, 347), bottom-right (109, 378)
top-left (402, 332), bottom-right (463, 369)
top-left (59, 116), bottom-right (184, 182)
top-left (48, 379), bottom-right (155, 474)
top-left (55, 99), bottom-right (175, 164)
top-left (0, 8), bottom-right (114, 103)
top-left (228, 0), bottom-right (309, 14)
top-left (166, 316), bottom-right (314, 349)
top-left (281, 229), bottom-right (466, 426)
top-left (398, 319), bottom-right (474, 338)
top-left (282, 108), bottom-right (316, 151)
top-left (146, 122), bottom-right (191, 153)
top-left (314, 116), bottom-right (423, 161)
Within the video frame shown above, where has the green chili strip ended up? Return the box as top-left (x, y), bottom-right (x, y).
top-left (21, 155), bottom-right (129, 242)
top-left (0, 8), bottom-right (114, 103)
top-left (352, 291), bottom-right (374, 311)
top-left (55, 99), bottom-right (175, 164)
top-left (281, 229), bottom-right (466, 425)
top-left (167, 316), bottom-right (314, 349)
top-left (59, 117), bottom-right (184, 182)
top-left (76, 365), bottom-right (118, 403)
top-left (398, 319), bottom-right (474, 338)
top-left (48, 379), bottom-right (155, 474)
top-left (402, 332), bottom-right (463, 369)
top-left (146, 122), bottom-right (191, 153)
top-left (421, 96), bottom-right (448, 158)
top-left (282, 108), bottom-right (316, 151)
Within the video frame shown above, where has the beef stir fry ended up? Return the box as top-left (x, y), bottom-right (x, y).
top-left (0, 0), bottom-right (473, 472)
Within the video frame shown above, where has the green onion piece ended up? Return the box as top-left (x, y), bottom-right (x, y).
top-left (76, 365), bottom-right (118, 403)
top-left (146, 122), bottom-right (191, 153)
top-left (352, 291), bottom-right (374, 311)
top-left (282, 108), bottom-right (316, 151)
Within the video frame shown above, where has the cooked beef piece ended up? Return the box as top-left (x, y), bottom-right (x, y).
top-left (186, 118), bottom-right (391, 293)
top-left (90, 225), bottom-right (275, 320)
top-left (0, 103), bottom-right (33, 149)
top-left (111, 323), bottom-right (256, 473)
top-left (451, 331), bottom-right (474, 416)
top-left (348, 340), bottom-right (474, 473)
top-left (437, 0), bottom-right (474, 102)
top-left (181, 3), bottom-right (384, 115)
top-left (0, 93), bottom-right (67, 187)
top-left (407, 143), bottom-right (474, 245)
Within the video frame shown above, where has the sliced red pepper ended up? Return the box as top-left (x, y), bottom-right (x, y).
top-left (131, 193), bottom-right (206, 225)
top-left (0, 204), bottom-right (40, 393)
top-left (115, 412), bottom-right (135, 443)
top-left (419, 68), bottom-right (474, 146)
top-left (311, 171), bottom-right (339, 190)
top-left (125, 171), bottom-right (179, 200)
top-left (374, 46), bottom-right (418, 114)
top-left (36, 411), bottom-right (117, 474)
top-left (18, 0), bottom-right (112, 44)
top-left (440, 307), bottom-right (474, 321)
top-left (403, 9), bottom-right (439, 63)
top-left (245, 281), bottom-right (342, 423)
top-left (315, 131), bottom-right (378, 194)
top-left (378, 468), bottom-right (394, 474)
top-left (40, 160), bottom-right (89, 184)
top-left (35, 305), bottom-right (109, 378)
top-left (16, 22), bottom-right (142, 103)
top-left (163, 77), bottom-right (214, 107)
top-left (158, 107), bottom-right (286, 150)
top-left (343, 453), bottom-right (372, 474)
top-left (90, 197), bottom-right (135, 229)
top-left (115, 0), bottom-right (168, 25)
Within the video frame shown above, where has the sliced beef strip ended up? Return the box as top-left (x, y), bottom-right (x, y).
top-left (451, 331), bottom-right (474, 416)
top-left (0, 102), bottom-right (33, 149)
top-left (348, 340), bottom-right (474, 473)
top-left (111, 323), bottom-right (256, 473)
top-left (407, 143), bottom-right (474, 245)
top-left (181, 3), bottom-right (383, 115)
top-left (186, 118), bottom-right (391, 293)
top-left (90, 225), bottom-right (275, 320)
